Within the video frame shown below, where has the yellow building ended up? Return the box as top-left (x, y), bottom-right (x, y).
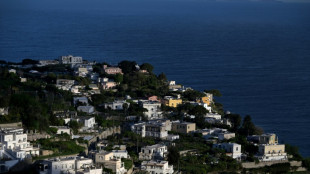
top-left (172, 121), bottom-right (196, 134)
top-left (166, 99), bottom-right (182, 108)
top-left (95, 151), bottom-right (126, 173)
top-left (259, 133), bottom-right (278, 144)
top-left (257, 144), bottom-right (287, 161)
top-left (197, 93), bottom-right (213, 105)
top-left (259, 144), bottom-right (285, 155)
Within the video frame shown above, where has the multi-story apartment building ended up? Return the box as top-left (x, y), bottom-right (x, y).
top-left (139, 144), bottom-right (168, 160)
top-left (131, 120), bottom-right (171, 139)
top-left (139, 101), bottom-right (162, 120)
top-left (256, 144), bottom-right (287, 162)
top-left (0, 128), bottom-right (39, 160)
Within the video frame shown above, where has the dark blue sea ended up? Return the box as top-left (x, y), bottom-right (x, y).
top-left (1, 0), bottom-right (310, 157)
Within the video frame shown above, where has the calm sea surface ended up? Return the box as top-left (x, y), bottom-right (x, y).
top-left (1, 0), bottom-right (310, 157)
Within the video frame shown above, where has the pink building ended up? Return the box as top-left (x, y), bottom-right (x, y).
top-left (102, 82), bottom-right (117, 90)
top-left (103, 65), bottom-right (123, 75)
top-left (148, 96), bottom-right (159, 102)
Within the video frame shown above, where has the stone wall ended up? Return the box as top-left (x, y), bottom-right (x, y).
top-left (242, 160), bottom-right (289, 169)
top-left (88, 126), bottom-right (121, 145)
top-left (0, 122), bottom-right (22, 128)
top-left (27, 133), bottom-right (51, 141)
top-left (242, 160), bottom-right (307, 172)
top-left (40, 150), bottom-right (54, 156)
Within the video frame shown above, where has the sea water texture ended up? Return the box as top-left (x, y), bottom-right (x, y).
top-left (1, 0), bottom-right (310, 157)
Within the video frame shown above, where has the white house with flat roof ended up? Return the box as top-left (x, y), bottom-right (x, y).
top-left (82, 117), bottom-right (96, 128)
top-left (112, 150), bottom-right (128, 159)
top-left (104, 100), bottom-right (129, 110)
top-left (49, 126), bottom-right (71, 135)
top-left (77, 106), bottom-right (95, 114)
top-left (131, 120), bottom-right (171, 139)
top-left (213, 143), bottom-right (242, 159)
top-left (139, 144), bottom-right (167, 161)
top-left (141, 160), bottom-right (174, 174)
top-left (73, 97), bottom-right (89, 106)
top-left (140, 101), bottom-right (162, 120)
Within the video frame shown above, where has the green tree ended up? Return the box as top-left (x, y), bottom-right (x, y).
top-left (285, 144), bottom-right (302, 161)
top-left (240, 115), bottom-right (255, 136)
top-left (114, 73), bottom-right (123, 83)
top-left (22, 58), bottom-right (38, 65)
top-left (183, 90), bottom-right (205, 101)
top-left (140, 63), bottom-right (154, 73)
top-left (69, 120), bottom-right (81, 134)
top-left (158, 72), bottom-right (167, 81)
top-left (118, 60), bottom-right (137, 74)
top-left (226, 114), bottom-right (242, 131)
top-left (302, 158), bottom-right (310, 170)
top-left (204, 89), bottom-right (222, 97)
top-left (167, 146), bottom-right (180, 165)
top-left (189, 105), bottom-right (208, 116)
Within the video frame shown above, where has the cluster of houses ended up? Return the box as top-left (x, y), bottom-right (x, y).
top-left (55, 56), bottom-right (119, 94)
top-left (0, 55), bottom-right (291, 173)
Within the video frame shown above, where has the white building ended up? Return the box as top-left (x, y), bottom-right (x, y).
top-left (59, 55), bottom-right (83, 65)
top-left (37, 156), bottom-right (101, 174)
top-left (73, 97), bottom-right (89, 106)
top-left (213, 143), bottom-right (242, 159)
top-left (97, 77), bottom-right (109, 83)
top-left (0, 128), bottom-right (39, 160)
top-left (139, 144), bottom-right (167, 160)
top-left (167, 134), bottom-right (180, 141)
top-left (140, 101), bottom-right (162, 120)
top-left (77, 106), bottom-right (95, 114)
top-left (49, 126), bottom-right (71, 135)
top-left (195, 128), bottom-right (228, 140)
top-left (8, 69), bottom-right (16, 74)
top-left (218, 132), bottom-right (235, 141)
top-left (71, 86), bottom-right (81, 94)
top-left (0, 107), bottom-right (9, 116)
top-left (131, 120), bottom-right (171, 139)
top-left (112, 150), bottom-right (128, 159)
top-left (104, 100), bottom-right (129, 110)
top-left (168, 81), bottom-right (176, 86)
top-left (205, 113), bottom-right (221, 120)
top-left (56, 79), bottom-right (75, 91)
top-left (20, 77), bottom-right (27, 83)
top-left (38, 60), bottom-right (59, 66)
top-left (82, 117), bottom-right (96, 128)
top-left (141, 160), bottom-right (174, 174)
